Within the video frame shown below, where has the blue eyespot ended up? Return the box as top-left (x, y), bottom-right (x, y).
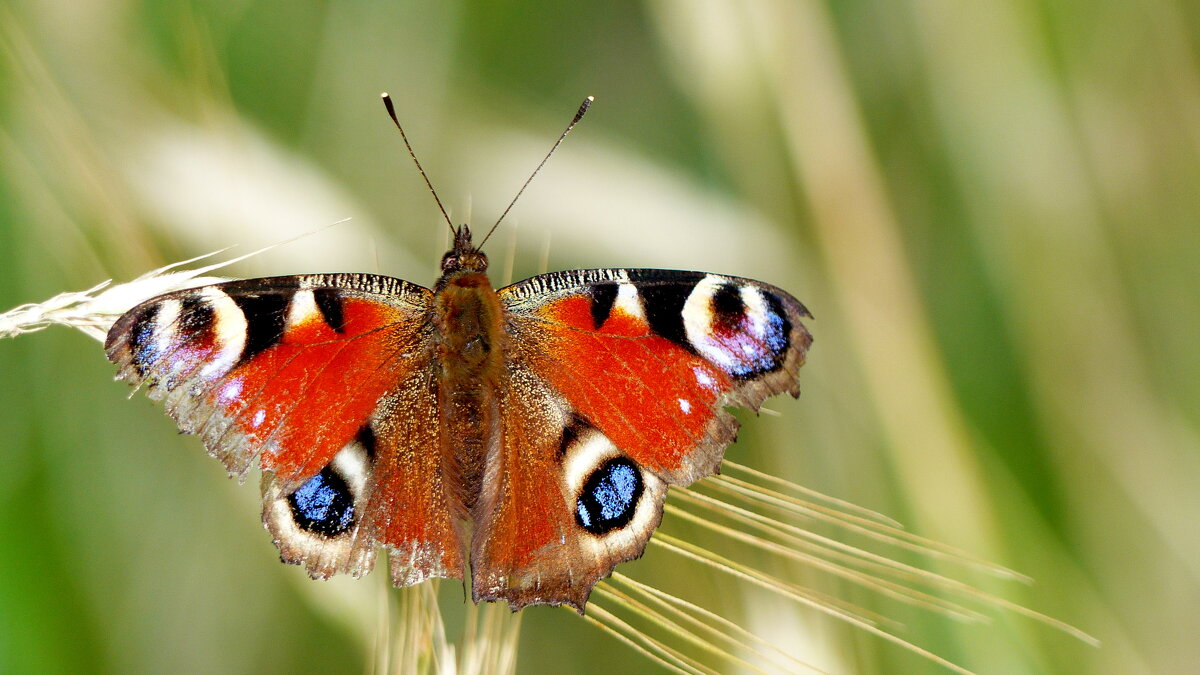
top-left (288, 467), bottom-right (355, 536)
top-left (728, 309), bottom-right (789, 378)
top-left (576, 457), bottom-right (643, 535)
top-left (725, 291), bottom-right (791, 379)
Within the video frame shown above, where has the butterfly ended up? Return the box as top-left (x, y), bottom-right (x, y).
top-left (103, 96), bottom-right (813, 612)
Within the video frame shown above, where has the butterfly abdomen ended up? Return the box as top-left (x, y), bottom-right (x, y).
top-left (432, 270), bottom-right (507, 519)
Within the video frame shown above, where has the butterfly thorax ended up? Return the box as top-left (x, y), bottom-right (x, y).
top-left (432, 227), bottom-right (504, 518)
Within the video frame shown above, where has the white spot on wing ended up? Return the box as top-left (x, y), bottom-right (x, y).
top-left (739, 286), bottom-right (772, 340)
top-left (331, 438), bottom-right (371, 495)
top-left (198, 287), bottom-right (248, 378)
top-left (682, 275), bottom-right (736, 369)
top-left (678, 398), bottom-right (692, 414)
top-left (218, 378), bottom-right (244, 404)
top-left (563, 432), bottom-right (618, 496)
top-left (252, 409), bottom-right (266, 428)
top-left (287, 289), bottom-right (320, 329)
top-left (613, 282), bottom-right (646, 320)
top-left (151, 298), bottom-right (182, 360)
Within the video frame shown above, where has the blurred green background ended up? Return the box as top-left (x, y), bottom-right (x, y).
top-left (1, 1), bottom-right (1197, 673)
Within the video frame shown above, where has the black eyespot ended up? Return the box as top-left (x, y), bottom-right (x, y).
top-left (575, 457), bottom-right (643, 535)
top-left (178, 296), bottom-right (216, 343)
top-left (626, 272), bottom-right (705, 341)
top-left (288, 467), bottom-right (355, 536)
top-left (710, 282), bottom-right (745, 331)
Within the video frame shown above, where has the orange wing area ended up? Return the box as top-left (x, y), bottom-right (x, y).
top-left (106, 274), bottom-right (463, 583)
top-left (216, 296), bottom-right (411, 485)
top-left (526, 294), bottom-right (732, 478)
top-left (106, 276), bottom-right (424, 485)
top-left (469, 367), bottom-right (578, 606)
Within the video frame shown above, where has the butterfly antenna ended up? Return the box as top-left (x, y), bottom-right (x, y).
top-left (382, 93), bottom-right (456, 239)
top-left (477, 95), bottom-right (593, 249)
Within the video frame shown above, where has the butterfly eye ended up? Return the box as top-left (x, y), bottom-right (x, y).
top-left (575, 457), bottom-right (644, 535)
top-left (288, 467), bottom-right (356, 536)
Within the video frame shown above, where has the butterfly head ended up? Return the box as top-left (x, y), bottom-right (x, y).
top-left (441, 224), bottom-right (489, 274)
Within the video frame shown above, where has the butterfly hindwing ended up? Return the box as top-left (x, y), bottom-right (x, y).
top-left (367, 365), bottom-right (465, 586)
top-left (105, 274), bottom-right (464, 584)
top-left (469, 360), bottom-right (669, 611)
top-left (468, 269), bottom-right (811, 610)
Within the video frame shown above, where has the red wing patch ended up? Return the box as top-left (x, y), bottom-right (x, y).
top-left (365, 367), bottom-right (465, 586)
top-left (211, 295), bottom-right (411, 486)
top-left (530, 293), bottom-right (730, 475)
top-left (106, 276), bottom-right (430, 487)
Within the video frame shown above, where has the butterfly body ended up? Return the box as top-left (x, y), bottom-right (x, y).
top-left (432, 228), bottom-right (506, 522)
top-left (106, 225), bottom-right (812, 611)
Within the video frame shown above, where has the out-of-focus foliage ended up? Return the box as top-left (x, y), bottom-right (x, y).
top-left (1, 1), bottom-right (1196, 672)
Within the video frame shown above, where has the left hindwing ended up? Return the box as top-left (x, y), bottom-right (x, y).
top-left (470, 269), bottom-right (812, 610)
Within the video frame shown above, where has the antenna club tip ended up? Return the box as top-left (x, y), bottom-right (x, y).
top-left (574, 96), bottom-right (593, 121)
top-left (381, 92), bottom-right (390, 98)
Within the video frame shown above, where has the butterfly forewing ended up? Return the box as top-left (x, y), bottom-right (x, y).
top-left (105, 273), bottom-right (466, 584)
top-left (500, 269), bottom-right (812, 484)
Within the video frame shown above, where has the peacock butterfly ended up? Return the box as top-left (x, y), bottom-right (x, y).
top-left (104, 95), bottom-right (813, 612)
